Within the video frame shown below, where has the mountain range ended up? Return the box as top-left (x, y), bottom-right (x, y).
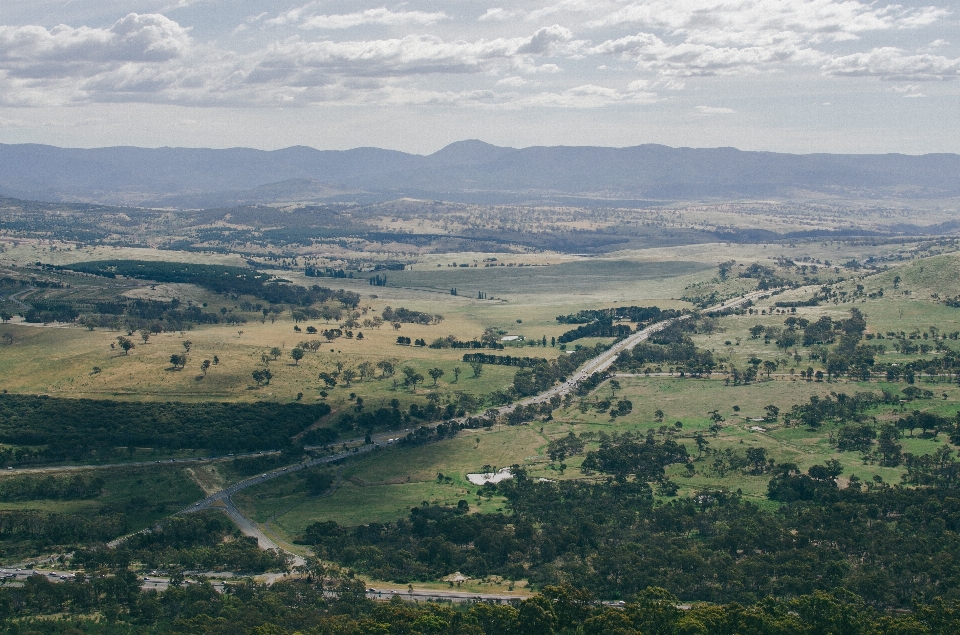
top-left (1, 140), bottom-right (958, 208)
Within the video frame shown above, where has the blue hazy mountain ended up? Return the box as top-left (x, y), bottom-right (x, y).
top-left (1, 141), bottom-right (958, 207)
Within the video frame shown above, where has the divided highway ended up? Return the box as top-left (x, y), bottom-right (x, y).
top-left (162, 288), bottom-right (773, 562)
top-left (41, 288), bottom-right (775, 600)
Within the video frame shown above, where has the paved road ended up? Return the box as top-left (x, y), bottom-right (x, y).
top-left (81, 289), bottom-right (777, 593)
top-left (0, 287), bottom-right (33, 310)
top-left (164, 289), bottom-right (774, 555)
top-left (490, 289), bottom-right (773, 414)
top-left (2, 451), bottom-right (280, 475)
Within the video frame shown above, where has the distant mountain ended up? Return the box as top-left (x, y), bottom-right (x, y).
top-left (145, 179), bottom-right (363, 209)
top-left (1, 141), bottom-right (958, 207)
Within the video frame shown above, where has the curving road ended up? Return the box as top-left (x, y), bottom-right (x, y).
top-left (491, 288), bottom-right (774, 413)
top-left (161, 289), bottom-right (774, 550)
top-left (100, 288), bottom-right (775, 598)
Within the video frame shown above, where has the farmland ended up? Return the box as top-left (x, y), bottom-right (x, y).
top-left (2, 195), bottom-right (960, 616)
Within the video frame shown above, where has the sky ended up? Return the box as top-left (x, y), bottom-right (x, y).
top-left (0, 0), bottom-right (958, 155)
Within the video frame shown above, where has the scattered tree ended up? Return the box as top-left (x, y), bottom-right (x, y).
top-left (116, 336), bottom-right (135, 355)
top-left (291, 347), bottom-right (305, 365)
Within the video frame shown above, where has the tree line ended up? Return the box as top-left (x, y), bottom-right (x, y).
top-left (4, 575), bottom-right (960, 634)
top-left (0, 395), bottom-right (331, 465)
top-left (57, 260), bottom-right (361, 308)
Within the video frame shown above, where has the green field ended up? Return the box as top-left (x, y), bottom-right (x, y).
top-left (3, 218), bottom-right (960, 597)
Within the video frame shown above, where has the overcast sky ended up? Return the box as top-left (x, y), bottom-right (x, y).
top-left (0, 1), bottom-right (958, 154)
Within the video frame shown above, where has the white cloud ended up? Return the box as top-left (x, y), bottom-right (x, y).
top-left (696, 105), bottom-right (735, 114)
top-left (517, 25), bottom-right (580, 55)
top-left (591, 32), bottom-right (821, 77)
top-left (0, 1), bottom-right (954, 113)
top-left (497, 75), bottom-right (527, 87)
top-left (301, 8), bottom-right (450, 30)
top-left (527, 0), bottom-right (598, 22)
top-left (478, 8), bottom-right (519, 22)
top-left (0, 13), bottom-right (190, 72)
top-left (588, 0), bottom-right (946, 37)
top-left (821, 47), bottom-right (960, 80)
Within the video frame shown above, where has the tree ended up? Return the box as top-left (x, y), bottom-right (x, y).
top-left (357, 361), bottom-right (374, 381)
top-left (270, 347), bottom-right (282, 360)
top-left (428, 367), bottom-right (445, 386)
top-left (654, 409), bottom-right (664, 422)
top-left (694, 432), bottom-right (709, 457)
top-left (116, 336), bottom-right (135, 355)
top-left (169, 353), bottom-right (186, 369)
top-left (402, 366), bottom-right (424, 391)
top-left (140, 332), bottom-right (150, 344)
top-left (213, 355), bottom-right (219, 365)
top-left (290, 347), bottom-right (305, 365)
top-left (611, 399), bottom-right (633, 418)
top-left (342, 369), bottom-right (357, 386)
top-left (763, 360), bottom-right (777, 378)
top-left (182, 340), bottom-right (192, 353)
top-left (471, 362), bottom-right (483, 378)
top-left (319, 372), bottom-right (337, 388)
top-left (610, 379), bottom-right (621, 396)
top-left (453, 366), bottom-right (461, 382)
top-left (200, 359), bottom-right (211, 375)
top-left (376, 360), bottom-right (394, 377)
top-left (764, 405), bottom-right (780, 422)
top-left (252, 369), bottom-right (267, 386)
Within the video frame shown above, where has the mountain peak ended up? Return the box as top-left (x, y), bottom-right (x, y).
top-left (427, 140), bottom-right (515, 166)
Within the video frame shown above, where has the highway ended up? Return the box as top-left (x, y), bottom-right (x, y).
top-left (152, 289), bottom-right (773, 559)
top-left (488, 288), bottom-right (773, 414)
top-left (25, 288), bottom-right (775, 599)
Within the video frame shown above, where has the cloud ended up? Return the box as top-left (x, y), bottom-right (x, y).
top-left (821, 47), bottom-right (960, 80)
top-left (0, 1), bottom-right (953, 111)
top-left (497, 75), bottom-right (527, 87)
top-left (0, 13), bottom-right (190, 73)
top-left (301, 8), bottom-right (450, 30)
top-left (517, 25), bottom-right (579, 55)
top-left (588, 0), bottom-right (946, 37)
top-left (526, 0), bottom-right (598, 22)
top-left (591, 32), bottom-right (821, 77)
top-left (478, 8), bottom-right (520, 22)
top-left (696, 105), bottom-right (735, 114)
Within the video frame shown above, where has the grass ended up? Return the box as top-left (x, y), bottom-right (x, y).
top-left (234, 425), bottom-right (545, 540)
top-left (232, 364), bottom-right (960, 549)
top-left (5, 232), bottom-right (960, 567)
top-left (0, 464), bottom-right (204, 562)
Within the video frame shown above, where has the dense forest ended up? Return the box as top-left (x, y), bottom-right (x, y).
top-left (613, 320), bottom-right (716, 377)
top-left (555, 306), bottom-right (683, 344)
top-left (0, 396), bottom-right (331, 464)
top-left (300, 451), bottom-right (960, 608)
top-left (4, 566), bottom-right (960, 634)
top-left (72, 512), bottom-right (290, 574)
top-left (54, 261), bottom-right (361, 308)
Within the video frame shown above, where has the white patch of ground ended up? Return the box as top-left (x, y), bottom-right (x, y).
top-left (467, 468), bottom-right (513, 485)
